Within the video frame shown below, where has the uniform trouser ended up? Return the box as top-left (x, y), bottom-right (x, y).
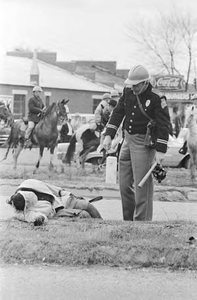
top-left (25, 121), bottom-right (35, 139)
top-left (119, 132), bottom-right (156, 221)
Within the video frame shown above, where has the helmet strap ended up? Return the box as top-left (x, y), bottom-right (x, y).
top-left (133, 81), bottom-right (149, 95)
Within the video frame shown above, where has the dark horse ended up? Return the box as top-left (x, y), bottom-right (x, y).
top-left (65, 126), bottom-right (100, 169)
top-left (0, 102), bottom-right (14, 126)
top-left (2, 99), bottom-right (69, 170)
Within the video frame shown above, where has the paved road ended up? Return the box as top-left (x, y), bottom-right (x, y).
top-left (1, 190), bottom-right (197, 222)
top-left (1, 265), bottom-right (197, 300)
top-left (0, 147), bottom-right (61, 167)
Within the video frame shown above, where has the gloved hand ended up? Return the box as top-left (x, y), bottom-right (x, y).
top-left (34, 216), bottom-right (45, 226)
top-left (38, 108), bottom-right (45, 117)
top-left (103, 135), bottom-right (112, 151)
top-left (155, 151), bottom-right (165, 164)
top-left (41, 108), bottom-right (46, 115)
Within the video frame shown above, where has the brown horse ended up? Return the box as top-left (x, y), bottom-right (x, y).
top-left (2, 99), bottom-right (69, 170)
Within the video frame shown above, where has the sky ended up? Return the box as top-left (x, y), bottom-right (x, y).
top-left (0, 0), bottom-right (197, 77)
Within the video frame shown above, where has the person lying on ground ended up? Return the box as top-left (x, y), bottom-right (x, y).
top-left (7, 179), bottom-right (102, 226)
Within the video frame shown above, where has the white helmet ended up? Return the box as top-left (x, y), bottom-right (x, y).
top-left (125, 65), bottom-right (150, 85)
top-left (110, 89), bottom-right (119, 98)
top-left (102, 93), bottom-right (111, 100)
top-left (192, 94), bottom-right (197, 100)
top-left (33, 86), bottom-right (43, 92)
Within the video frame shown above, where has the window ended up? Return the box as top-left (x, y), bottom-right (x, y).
top-left (93, 99), bottom-right (101, 113)
top-left (13, 94), bottom-right (26, 119)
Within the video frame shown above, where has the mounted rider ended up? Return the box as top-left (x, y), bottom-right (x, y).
top-left (24, 86), bottom-right (45, 148)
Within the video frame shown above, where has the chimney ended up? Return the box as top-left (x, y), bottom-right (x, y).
top-left (30, 49), bottom-right (40, 85)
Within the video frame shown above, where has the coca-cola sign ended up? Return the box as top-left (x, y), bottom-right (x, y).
top-left (155, 76), bottom-right (185, 91)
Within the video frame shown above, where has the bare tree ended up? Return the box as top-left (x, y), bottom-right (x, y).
top-left (126, 13), bottom-right (181, 75)
top-left (126, 6), bottom-right (197, 90)
top-left (176, 11), bottom-right (197, 90)
top-left (159, 12), bottom-right (182, 75)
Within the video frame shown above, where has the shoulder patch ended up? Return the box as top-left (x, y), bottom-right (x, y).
top-left (161, 98), bottom-right (167, 109)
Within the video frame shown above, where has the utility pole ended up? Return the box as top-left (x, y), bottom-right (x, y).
top-left (193, 58), bottom-right (197, 90)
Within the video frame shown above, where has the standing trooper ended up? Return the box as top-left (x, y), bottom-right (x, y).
top-left (94, 93), bottom-right (111, 131)
top-left (24, 86), bottom-right (45, 148)
top-left (103, 65), bottom-right (170, 221)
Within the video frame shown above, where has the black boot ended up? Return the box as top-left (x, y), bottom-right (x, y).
top-left (179, 141), bottom-right (188, 155)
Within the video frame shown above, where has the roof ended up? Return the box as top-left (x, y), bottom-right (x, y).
top-left (0, 55), bottom-right (110, 92)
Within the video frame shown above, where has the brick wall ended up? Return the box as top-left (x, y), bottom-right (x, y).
top-left (0, 84), bottom-right (104, 116)
top-left (73, 60), bottom-right (117, 73)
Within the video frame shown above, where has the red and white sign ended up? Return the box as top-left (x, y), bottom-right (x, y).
top-left (155, 76), bottom-right (185, 91)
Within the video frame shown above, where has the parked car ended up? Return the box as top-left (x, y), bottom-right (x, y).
top-left (67, 113), bottom-right (94, 124)
top-left (163, 135), bottom-right (190, 168)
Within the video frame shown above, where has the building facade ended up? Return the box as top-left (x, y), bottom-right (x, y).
top-left (0, 54), bottom-right (110, 119)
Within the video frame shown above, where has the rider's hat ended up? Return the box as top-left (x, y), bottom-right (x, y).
top-left (33, 86), bottom-right (43, 92)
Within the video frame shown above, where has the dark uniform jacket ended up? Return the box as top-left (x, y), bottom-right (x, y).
top-left (105, 84), bottom-right (170, 153)
top-left (28, 95), bottom-right (44, 123)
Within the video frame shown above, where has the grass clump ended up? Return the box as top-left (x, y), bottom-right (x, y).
top-left (0, 218), bottom-right (197, 270)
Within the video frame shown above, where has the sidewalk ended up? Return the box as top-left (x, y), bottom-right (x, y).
top-left (1, 193), bottom-right (197, 222)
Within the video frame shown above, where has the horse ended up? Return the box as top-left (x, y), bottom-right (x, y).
top-left (59, 120), bottom-right (74, 143)
top-left (0, 102), bottom-right (14, 126)
top-left (184, 104), bottom-right (197, 180)
top-left (63, 122), bottom-right (100, 169)
top-left (63, 118), bottom-right (123, 170)
top-left (2, 99), bottom-right (69, 171)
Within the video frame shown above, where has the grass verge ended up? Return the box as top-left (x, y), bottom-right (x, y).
top-left (0, 218), bottom-right (197, 270)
